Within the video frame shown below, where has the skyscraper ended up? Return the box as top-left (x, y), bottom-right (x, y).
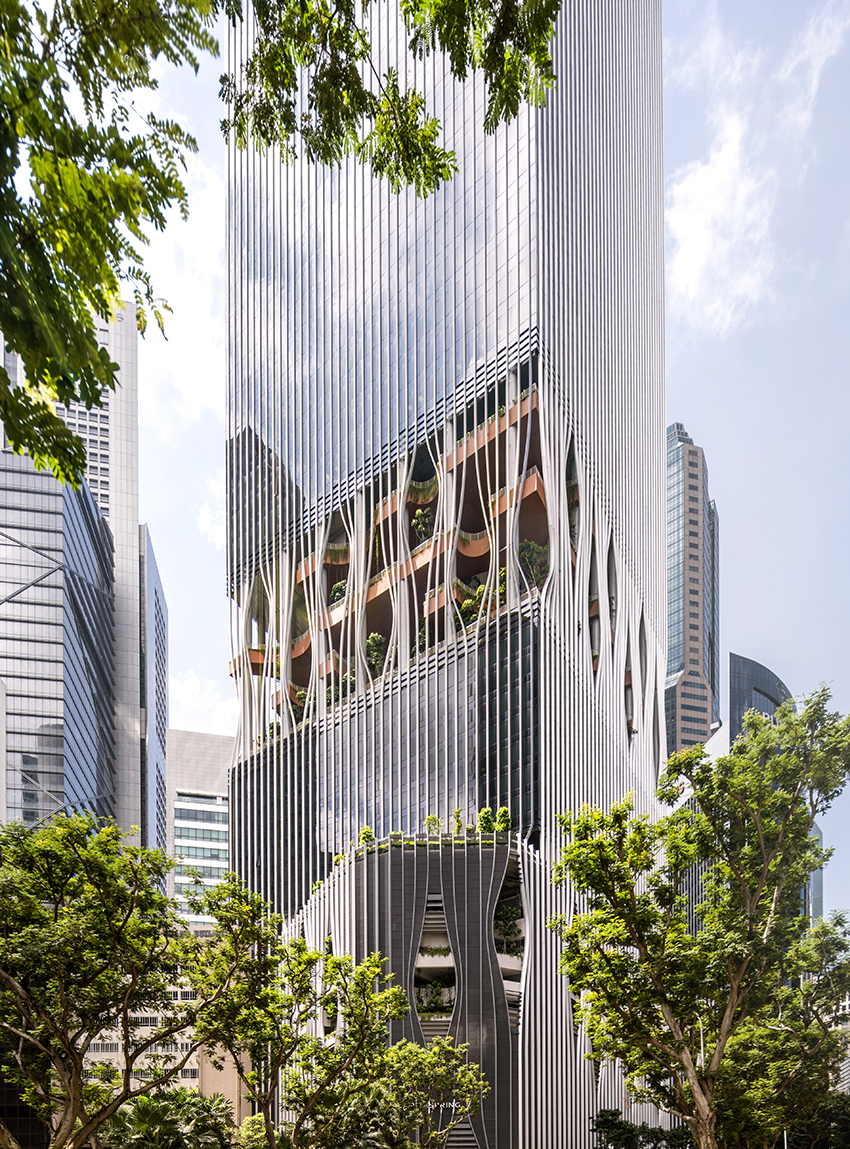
top-left (0, 449), bottom-right (115, 825)
top-left (665, 423), bottom-right (719, 753)
top-left (0, 309), bottom-right (168, 844)
top-left (228, 3), bottom-right (665, 1143)
top-left (140, 526), bottom-right (169, 851)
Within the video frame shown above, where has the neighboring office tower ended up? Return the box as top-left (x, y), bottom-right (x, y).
top-left (728, 652), bottom-right (791, 742)
top-left (228, 3), bottom-right (665, 1146)
top-left (665, 423), bottom-right (719, 753)
top-left (0, 446), bottom-right (115, 825)
top-left (54, 307), bottom-right (145, 837)
top-left (166, 728), bottom-right (234, 935)
top-left (0, 310), bottom-right (168, 844)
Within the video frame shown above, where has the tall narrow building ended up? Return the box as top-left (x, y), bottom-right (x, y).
top-left (665, 423), bottom-right (719, 753)
top-left (140, 526), bottom-right (169, 851)
top-left (228, 3), bottom-right (665, 1144)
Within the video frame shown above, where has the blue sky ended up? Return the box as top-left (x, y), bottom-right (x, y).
top-left (138, 0), bottom-right (850, 910)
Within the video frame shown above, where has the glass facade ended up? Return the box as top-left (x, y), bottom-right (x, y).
top-left (0, 450), bottom-right (115, 824)
top-left (1, 308), bottom-right (165, 837)
top-left (228, 2), bottom-right (666, 1142)
top-left (140, 525), bottom-right (168, 850)
top-left (58, 305), bottom-right (147, 839)
top-left (728, 652), bottom-right (791, 742)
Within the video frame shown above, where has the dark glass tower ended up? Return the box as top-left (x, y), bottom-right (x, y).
top-left (0, 450), bottom-right (115, 825)
top-left (728, 653), bottom-right (791, 742)
top-left (228, 3), bottom-right (666, 1143)
top-left (665, 423), bottom-right (719, 752)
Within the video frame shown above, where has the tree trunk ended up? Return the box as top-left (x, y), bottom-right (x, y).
top-left (0, 1118), bottom-right (25, 1149)
top-left (690, 1118), bottom-right (718, 1149)
top-left (263, 1104), bottom-right (277, 1149)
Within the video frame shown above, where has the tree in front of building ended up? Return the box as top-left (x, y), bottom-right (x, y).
top-left (788, 1092), bottom-right (850, 1149)
top-left (102, 1088), bottom-right (235, 1149)
top-left (0, 815), bottom-right (266, 1149)
top-left (550, 687), bottom-right (850, 1149)
top-left (195, 932), bottom-right (486, 1149)
top-left (591, 1109), bottom-right (693, 1149)
top-left (0, 0), bottom-right (218, 485)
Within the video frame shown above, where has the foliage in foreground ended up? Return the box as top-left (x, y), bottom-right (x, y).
top-left (196, 936), bottom-right (486, 1149)
top-left (0, 0), bottom-right (217, 484)
top-left (591, 1108), bottom-right (693, 1149)
top-left (551, 687), bottom-right (850, 1149)
top-left (787, 1091), bottom-right (850, 1149)
top-left (0, 811), bottom-right (485, 1149)
top-left (0, 814), bottom-right (269, 1149)
top-left (102, 1088), bottom-right (235, 1149)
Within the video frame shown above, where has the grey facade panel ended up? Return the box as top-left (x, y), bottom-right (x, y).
top-left (298, 838), bottom-right (518, 1147)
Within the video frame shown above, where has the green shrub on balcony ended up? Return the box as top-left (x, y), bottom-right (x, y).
top-left (327, 672), bottom-right (355, 704)
top-left (477, 807), bottom-right (496, 833)
top-left (291, 689), bottom-right (307, 723)
top-left (495, 806), bottom-right (512, 832)
top-left (329, 580), bottom-right (347, 604)
top-left (411, 506), bottom-right (434, 542)
top-left (519, 539), bottom-right (549, 590)
top-left (365, 632), bottom-right (387, 675)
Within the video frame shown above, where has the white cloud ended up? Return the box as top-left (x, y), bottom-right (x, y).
top-left (776, 1), bottom-right (850, 135)
top-left (664, 2), bottom-right (850, 338)
top-left (666, 110), bottom-right (777, 337)
top-left (665, 13), bottom-right (761, 93)
top-left (197, 470), bottom-right (227, 550)
top-left (170, 669), bottom-right (238, 736)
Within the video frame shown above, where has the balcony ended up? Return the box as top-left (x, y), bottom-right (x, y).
top-left (445, 389), bottom-right (539, 474)
top-left (228, 647), bottom-right (266, 678)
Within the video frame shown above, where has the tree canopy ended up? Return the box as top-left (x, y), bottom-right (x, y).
top-left (1, 0), bottom-right (562, 483)
top-left (550, 687), bottom-right (850, 1149)
top-left (0, 0), bottom-right (217, 484)
top-left (0, 813), bottom-right (485, 1149)
top-left (194, 931), bottom-right (486, 1148)
top-left (0, 814), bottom-right (266, 1149)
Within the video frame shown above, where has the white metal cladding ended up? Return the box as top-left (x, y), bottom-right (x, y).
top-left (227, 1), bottom-right (665, 1145)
